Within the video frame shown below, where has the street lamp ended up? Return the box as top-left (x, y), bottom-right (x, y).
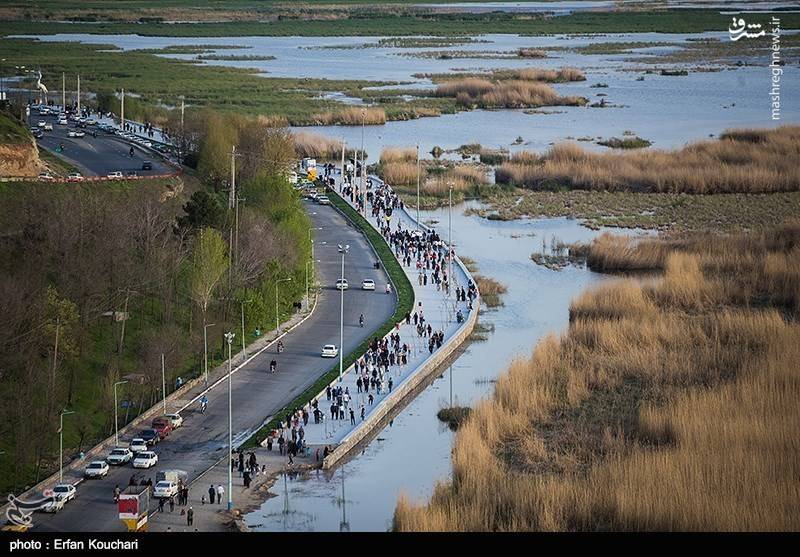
top-left (306, 259), bottom-right (321, 310)
top-left (308, 226), bottom-right (322, 261)
top-left (203, 323), bottom-right (215, 386)
top-left (224, 331), bottom-right (235, 511)
top-left (448, 183), bottom-right (453, 298)
top-left (275, 278), bottom-right (292, 333)
top-left (416, 144), bottom-right (421, 230)
top-left (59, 410), bottom-right (75, 484)
top-left (240, 300), bottom-right (252, 358)
top-left (113, 380), bottom-right (128, 446)
top-left (337, 244), bottom-right (350, 381)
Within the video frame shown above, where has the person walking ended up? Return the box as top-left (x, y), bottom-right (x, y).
top-left (208, 485), bottom-right (216, 505)
top-left (158, 497), bottom-right (165, 513)
top-left (216, 484), bottom-right (224, 505)
top-left (349, 408), bottom-right (356, 425)
top-left (187, 507), bottom-right (194, 527)
top-left (169, 496), bottom-right (175, 513)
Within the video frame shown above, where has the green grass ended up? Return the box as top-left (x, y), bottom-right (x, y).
top-left (0, 111), bottom-right (30, 145)
top-left (241, 188), bottom-right (414, 449)
top-left (1, 10), bottom-right (797, 37)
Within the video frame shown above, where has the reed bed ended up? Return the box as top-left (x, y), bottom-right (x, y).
top-left (292, 131), bottom-right (343, 160)
top-left (473, 275), bottom-right (507, 308)
top-left (435, 78), bottom-right (586, 109)
top-left (495, 126), bottom-right (800, 194)
top-left (310, 106), bottom-right (387, 126)
top-left (380, 146), bottom-right (418, 164)
top-left (394, 222), bottom-right (800, 531)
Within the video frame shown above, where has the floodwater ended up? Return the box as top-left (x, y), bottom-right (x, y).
top-left (21, 30), bottom-right (799, 158)
top-left (244, 208), bottom-right (646, 532)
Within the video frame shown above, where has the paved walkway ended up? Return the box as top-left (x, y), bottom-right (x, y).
top-left (283, 169), bottom-right (475, 450)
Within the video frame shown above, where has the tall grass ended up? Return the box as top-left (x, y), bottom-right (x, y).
top-left (293, 131), bottom-right (343, 160)
top-left (495, 126), bottom-right (800, 194)
top-left (380, 146), bottom-right (417, 164)
top-left (310, 106), bottom-right (387, 126)
top-left (435, 78), bottom-right (586, 109)
top-left (394, 222), bottom-right (800, 531)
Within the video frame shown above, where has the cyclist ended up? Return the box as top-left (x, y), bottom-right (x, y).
top-left (129, 146), bottom-right (134, 157)
top-left (269, 359), bottom-right (277, 374)
top-left (277, 340), bottom-right (284, 353)
top-left (200, 395), bottom-right (208, 413)
top-left (359, 314), bottom-right (364, 328)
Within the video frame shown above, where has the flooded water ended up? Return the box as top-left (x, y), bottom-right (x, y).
top-left (244, 208), bottom-right (646, 532)
top-left (21, 31), bottom-right (800, 158)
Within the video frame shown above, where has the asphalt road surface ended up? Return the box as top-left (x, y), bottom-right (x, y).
top-left (31, 200), bottom-right (395, 532)
top-left (29, 111), bottom-right (172, 178)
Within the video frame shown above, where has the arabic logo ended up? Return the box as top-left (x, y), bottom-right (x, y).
top-left (729, 17), bottom-right (766, 41)
top-left (5, 493), bottom-right (56, 527)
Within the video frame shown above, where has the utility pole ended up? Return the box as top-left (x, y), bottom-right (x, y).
top-left (338, 244), bottom-right (349, 381)
top-left (224, 331), bottom-right (235, 511)
top-left (113, 381), bottom-right (128, 446)
top-left (229, 145), bottom-right (236, 209)
top-left (240, 300), bottom-right (251, 358)
top-left (340, 139), bottom-right (346, 189)
top-left (61, 73), bottom-right (65, 111)
top-left (117, 287), bottom-right (135, 357)
top-left (448, 184), bottom-right (453, 298)
top-left (161, 353), bottom-right (166, 414)
top-left (203, 323), bottom-right (215, 386)
top-left (76, 74), bottom-right (80, 116)
top-left (59, 410), bottom-right (75, 484)
top-left (416, 144), bottom-right (421, 229)
top-left (120, 88), bottom-right (125, 131)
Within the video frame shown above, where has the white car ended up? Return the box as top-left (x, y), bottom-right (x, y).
top-left (361, 279), bottom-right (375, 290)
top-left (153, 480), bottom-right (178, 499)
top-left (132, 451), bottom-right (158, 469)
top-left (317, 195), bottom-right (330, 205)
top-left (335, 279), bottom-right (349, 290)
top-left (74, 131), bottom-right (85, 138)
top-left (66, 172), bottom-right (83, 182)
top-left (107, 171), bottom-right (124, 179)
top-left (321, 344), bottom-right (339, 358)
top-left (51, 484), bottom-right (77, 504)
top-left (43, 123), bottom-right (53, 131)
top-left (129, 438), bottom-right (148, 454)
top-left (163, 413), bottom-right (183, 429)
top-left (38, 172), bottom-right (54, 181)
top-left (106, 447), bottom-right (133, 465)
top-left (84, 461), bottom-right (109, 479)
top-left (67, 130), bottom-right (77, 137)
top-left (37, 121), bottom-right (46, 128)
top-left (58, 118), bottom-right (68, 125)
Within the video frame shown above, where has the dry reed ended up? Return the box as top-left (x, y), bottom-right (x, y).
top-left (310, 106), bottom-right (387, 126)
top-left (394, 222), bottom-right (800, 531)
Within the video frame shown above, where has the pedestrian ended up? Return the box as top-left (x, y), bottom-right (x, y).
top-left (187, 507), bottom-right (194, 526)
top-left (243, 470), bottom-right (251, 489)
top-left (267, 436), bottom-right (273, 451)
top-left (208, 485), bottom-right (216, 505)
top-left (350, 408), bottom-right (355, 425)
top-left (217, 484), bottom-right (224, 504)
top-left (158, 497), bottom-right (165, 512)
top-left (169, 496), bottom-right (175, 512)
top-left (388, 377), bottom-right (393, 392)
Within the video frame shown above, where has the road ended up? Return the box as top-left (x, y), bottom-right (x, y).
top-left (31, 199), bottom-right (395, 532)
top-left (29, 110), bottom-right (172, 177)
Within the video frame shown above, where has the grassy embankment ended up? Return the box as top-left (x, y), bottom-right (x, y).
top-left (395, 222), bottom-right (800, 531)
top-left (2, 9), bottom-right (799, 37)
top-left (241, 188), bottom-right (415, 449)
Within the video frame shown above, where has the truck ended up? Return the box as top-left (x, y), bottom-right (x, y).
top-left (156, 469), bottom-right (188, 485)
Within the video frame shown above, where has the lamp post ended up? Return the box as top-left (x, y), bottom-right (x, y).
top-left (113, 380), bottom-right (128, 446)
top-left (275, 278), bottom-right (292, 333)
top-left (240, 300), bottom-right (252, 358)
top-left (224, 331), bottom-right (235, 511)
top-left (416, 144), bottom-right (421, 230)
top-left (59, 410), bottom-right (75, 484)
top-left (203, 323), bottom-right (215, 386)
top-left (306, 259), bottom-right (321, 310)
top-left (448, 183), bottom-right (453, 298)
top-left (337, 244), bottom-right (350, 381)
top-left (309, 226), bottom-right (322, 261)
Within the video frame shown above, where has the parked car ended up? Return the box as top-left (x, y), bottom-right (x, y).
top-left (106, 447), bottom-right (134, 465)
top-left (361, 279), bottom-right (375, 291)
top-left (66, 173), bottom-right (83, 182)
top-left (84, 461), bottom-right (109, 479)
top-left (51, 484), bottom-right (76, 504)
top-left (138, 429), bottom-right (160, 446)
top-left (163, 413), bottom-right (183, 429)
top-left (132, 451), bottom-right (158, 469)
top-left (151, 417), bottom-right (173, 439)
top-left (153, 481), bottom-right (179, 499)
top-left (335, 279), bottom-right (349, 290)
top-left (141, 160), bottom-right (152, 171)
top-left (107, 171), bottom-right (124, 179)
top-left (321, 344), bottom-right (339, 358)
top-left (129, 438), bottom-right (148, 454)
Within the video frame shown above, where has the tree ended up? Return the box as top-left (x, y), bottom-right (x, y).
top-left (188, 227), bottom-right (229, 331)
top-left (177, 190), bottom-right (225, 232)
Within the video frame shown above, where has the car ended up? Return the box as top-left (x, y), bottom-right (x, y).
top-left (126, 170), bottom-right (138, 178)
top-left (335, 279), bottom-right (349, 290)
top-left (39, 497), bottom-right (65, 514)
top-left (138, 429), bottom-right (160, 446)
top-left (153, 481), bottom-right (178, 499)
top-left (129, 438), bottom-right (148, 454)
top-left (33, 130), bottom-right (44, 139)
top-left (58, 118), bottom-right (68, 125)
top-left (74, 130), bottom-right (85, 138)
top-left (107, 171), bottom-right (124, 179)
top-left (141, 160), bottom-right (152, 171)
top-left (38, 172), bottom-right (54, 181)
top-left (66, 173), bottom-right (83, 182)
top-left (321, 344), bottom-right (339, 358)
top-left (86, 119), bottom-right (97, 125)
top-left (43, 123), bottom-right (53, 131)
top-left (316, 195), bottom-right (330, 205)
top-left (39, 107), bottom-right (50, 115)
top-left (163, 413), bottom-right (183, 429)
top-left (67, 130), bottom-right (77, 137)
top-left (37, 121), bottom-right (46, 128)
top-left (29, 127), bottom-right (38, 133)
top-left (106, 447), bottom-right (134, 465)
top-left (84, 461), bottom-right (109, 479)
top-left (51, 484), bottom-right (77, 504)
top-left (132, 451), bottom-right (158, 469)
top-left (151, 417), bottom-right (173, 439)
top-left (361, 279), bottom-right (375, 291)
